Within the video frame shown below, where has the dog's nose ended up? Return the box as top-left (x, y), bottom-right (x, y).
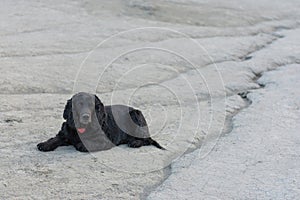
top-left (82, 114), bottom-right (90, 120)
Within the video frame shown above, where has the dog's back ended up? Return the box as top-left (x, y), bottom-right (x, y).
top-left (104, 105), bottom-right (150, 140)
top-left (103, 105), bottom-right (165, 149)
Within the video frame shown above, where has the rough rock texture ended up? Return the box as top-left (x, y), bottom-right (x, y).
top-left (0, 0), bottom-right (300, 199)
top-left (148, 63), bottom-right (300, 200)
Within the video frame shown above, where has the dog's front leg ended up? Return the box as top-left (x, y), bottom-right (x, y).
top-left (74, 142), bottom-right (88, 152)
top-left (37, 122), bottom-right (70, 152)
top-left (37, 135), bottom-right (68, 152)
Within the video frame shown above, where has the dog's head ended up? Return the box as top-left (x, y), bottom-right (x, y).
top-left (63, 92), bottom-right (106, 134)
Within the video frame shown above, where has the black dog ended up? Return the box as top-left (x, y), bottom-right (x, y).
top-left (37, 92), bottom-right (165, 152)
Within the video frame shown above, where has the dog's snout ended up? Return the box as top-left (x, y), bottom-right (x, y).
top-left (82, 114), bottom-right (90, 120)
top-left (79, 113), bottom-right (91, 125)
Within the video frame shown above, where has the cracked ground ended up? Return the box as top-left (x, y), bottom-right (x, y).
top-left (1, 0), bottom-right (300, 199)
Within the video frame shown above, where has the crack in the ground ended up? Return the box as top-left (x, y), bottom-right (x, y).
top-left (82, 33), bottom-right (279, 98)
top-left (140, 165), bottom-right (172, 200)
top-left (0, 50), bottom-right (89, 58)
top-left (238, 36), bottom-right (279, 61)
top-left (98, 28), bottom-right (291, 98)
top-left (142, 62), bottom-right (300, 199)
top-left (222, 58), bottom-right (300, 139)
top-left (143, 29), bottom-right (300, 199)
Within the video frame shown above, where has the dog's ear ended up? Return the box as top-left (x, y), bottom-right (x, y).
top-left (94, 95), bottom-right (104, 112)
top-left (63, 98), bottom-right (72, 120)
top-left (94, 95), bottom-right (107, 128)
top-left (94, 95), bottom-right (109, 132)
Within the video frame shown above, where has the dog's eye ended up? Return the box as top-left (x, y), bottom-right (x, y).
top-left (78, 102), bottom-right (83, 106)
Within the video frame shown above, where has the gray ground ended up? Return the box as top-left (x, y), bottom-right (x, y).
top-left (0, 0), bottom-right (300, 199)
top-left (148, 64), bottom-right (300, 200)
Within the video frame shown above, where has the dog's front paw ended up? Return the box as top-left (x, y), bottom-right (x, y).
top-left (37, 142), bottom-right (55, 152)
top-left (75, 143), bottom-right (88, 152)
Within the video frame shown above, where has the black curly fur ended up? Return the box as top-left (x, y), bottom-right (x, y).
top-left (37, 92), bottom-right (165, 152)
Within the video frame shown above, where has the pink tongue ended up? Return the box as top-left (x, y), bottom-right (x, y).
top-left (77, 128), bottom-right (86, 134)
